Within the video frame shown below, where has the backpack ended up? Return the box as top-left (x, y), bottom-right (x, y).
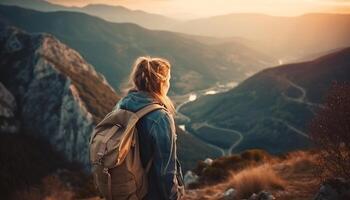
top-left (89, 103), bottom-right (166, 200)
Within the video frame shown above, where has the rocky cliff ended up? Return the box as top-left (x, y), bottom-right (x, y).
top-left (0, 82), bottom-right (18, 133)
top-left (0, 25), bottom-right (119, 165)
top-left (0, 24), bottom-right (219, 174)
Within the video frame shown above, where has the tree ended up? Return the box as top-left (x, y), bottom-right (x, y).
top-left (309, 81), bottom-right (350, 180)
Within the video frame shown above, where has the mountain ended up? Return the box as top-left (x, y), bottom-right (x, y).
top-left (79, 4), bottom-right (180, 30)
top-left (0, 0), bottom-right (68, 11)
top-left (0, 5), bottom-right (274, 95)
top-left (0, 0), bottom-right (180, 30)
top-left (0, 22), bottom-right (221, 171)
top-left (3, 1), bottom-right (350, 63)
top-left (0, 24), bottom-right (119, 165)
top-left (180, 47), bottom-right (350, 154)
top-left (171, 13), bottom-right (350, 60)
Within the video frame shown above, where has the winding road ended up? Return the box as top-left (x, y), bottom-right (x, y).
top-left (175, 76), bottom-right (323, 157)
top-left (192, 134), bottom-right (226, 156)
top-left (281, 77), bottom-right (325, 109)
top-left (175, 99), bottom-right (191, 123)
top-left (191, 121), bottom-right (244, 156)
top-left (272, 76), bottom-right (326, 139)
top-left (175, 83), bottom-right (244, 157)
top-left (268, 117), bottom-right (309, 138)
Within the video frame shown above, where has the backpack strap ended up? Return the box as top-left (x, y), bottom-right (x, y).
top-left (117, 103), bottom-right (166, 164)
top-left (135, 103), bottom-right (166, 119)
top-left (136, 103), bottom-right (165, 174)
top-left (121, 103), bottom-right (165, 140)
top-left (145, 156), bottom-right (154, 173)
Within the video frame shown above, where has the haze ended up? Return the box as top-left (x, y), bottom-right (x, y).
top-left (47, 0), bottom-right (350, 19)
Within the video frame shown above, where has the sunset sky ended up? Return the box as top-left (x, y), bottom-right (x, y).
top-left (47, 0), bottom-right (350, 19)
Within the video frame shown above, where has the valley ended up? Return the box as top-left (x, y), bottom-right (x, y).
top-left (173, 68), bottom-right (330, 157)
top-left (173, 81), bottom-right (245, 157)
top-left (0, 5), bottom-right (274, 95)
top-left (0, 1), bottom-right (349, 199)
top-left (180, 47), bottom-right (350, 154)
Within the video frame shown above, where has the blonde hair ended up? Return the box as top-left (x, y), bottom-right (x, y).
top-left (121, 56), bottom-right (176, 115)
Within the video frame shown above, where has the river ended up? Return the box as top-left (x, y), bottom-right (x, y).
top-left (172, 81), bottom-right (244, 156)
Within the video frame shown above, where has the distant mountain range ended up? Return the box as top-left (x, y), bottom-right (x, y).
top-left (2, 0), bottom-right (350, 62)
top-left (0, 0), bottom-right (180, 30)
top-left (172, 13), bottom-right (350, 60)
top-left (0, 5), bottom-right (274, 95)
top-left (181, 47), bottom-right (350, 154)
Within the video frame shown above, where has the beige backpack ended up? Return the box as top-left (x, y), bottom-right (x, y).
top-left (89, 103), bottom-right (166, 200)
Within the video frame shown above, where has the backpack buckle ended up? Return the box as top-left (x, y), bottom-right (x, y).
top-left (97, 157), bottom-right (103, 165)
top-left (95, 152), bottom-right (105, 165)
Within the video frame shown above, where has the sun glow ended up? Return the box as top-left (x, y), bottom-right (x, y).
top-left (47, 0), bottom-right (350, 19)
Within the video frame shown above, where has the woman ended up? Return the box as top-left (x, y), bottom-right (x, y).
top-left (114, 56), bottom-right (185, 200)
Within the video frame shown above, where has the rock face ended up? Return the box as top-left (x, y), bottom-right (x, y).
top-left (314, 178), bottom-right (350, 200)
top-left (0, 25), bottom-right (119, 166)
top-left (222, 188), bottom-right (237, 200)
top-left (204, 158), bottom-right (213, 165)
top-left (184, 170), bottom-right (199, 187)
top-left (248, 191), bottom-right (275, 200)
top-left (0, 82), bottom-right (18, 133)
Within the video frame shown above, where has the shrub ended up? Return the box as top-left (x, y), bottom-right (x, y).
top-left (11, 175), bottom-right (75, 200)
top-left (309, 82), bottom-right (350, 180)
top-left (190, 150), bottom-right (272, 189)
top-left (192, 160), bottom-right (210, 176)
top-left (0, 132), bottom-right (97, 199)
top-left (241, 149), bottom-right (270, 162)
top-left (201, 166), bottom-right (227, 183)
top-left (282, 151), bottom-right (317, 174)
top-left (211, 155), bottom-right (243, 170)
top-left (228, 164), bottom-right (285, 199)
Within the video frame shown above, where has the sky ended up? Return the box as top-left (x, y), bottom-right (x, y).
top-left (47, 0), bottom-right (350, 19)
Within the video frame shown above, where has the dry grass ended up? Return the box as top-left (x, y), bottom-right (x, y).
top-left (10, 170), bottom-right (98, 200)
top-left (272, 151), bottom-right (319, 180)
top-left (228, 164), bottom-right (286, 199)
top-left (183, 151), bottom-right (320, 200)
top-left (1, 132), bottom-right (97, 200)
top-left (273, 151), bottom-right (320, 200)
top-left (183, 163), bottom-right (286, 200)
top-left (189, 149), bottom-right (271, 188)
top-left (11, 175), bottom-right (75, 200)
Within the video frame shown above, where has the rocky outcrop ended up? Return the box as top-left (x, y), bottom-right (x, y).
top-left (248, 191), bottom-right (275, 200)
top-left (0, 82), bottom-right (19, 133)
top-left (204, 158), bottom-right (214, 165)
top-left (222, 188), bottom-right (236, 200)
top-left (184, 170), bottom-right (199, 187)
top-left (313, 178), bottom-right (350, 200)
top-left (0, 25), bottom-right (119, 166)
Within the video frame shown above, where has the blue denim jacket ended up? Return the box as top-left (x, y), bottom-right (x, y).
top-left (114, 89), bottom-right (185, 200)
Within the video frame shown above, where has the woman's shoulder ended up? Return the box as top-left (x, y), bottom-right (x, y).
top-left (144, 105), bottom-right (172, 125)
top-left (146, 110), bottom-right (176, 142)
top-left (139, 108), bottom-right (174, 139)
